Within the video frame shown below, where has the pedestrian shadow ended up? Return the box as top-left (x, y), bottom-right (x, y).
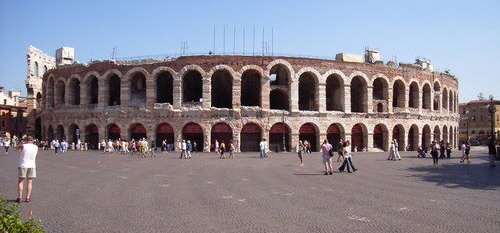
top-left (405, 160), bottom-right (500, 190)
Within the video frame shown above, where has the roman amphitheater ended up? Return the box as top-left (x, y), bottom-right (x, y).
top-left (37, 53), bottom-right (459, 152)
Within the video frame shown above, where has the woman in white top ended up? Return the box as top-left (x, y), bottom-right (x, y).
top-left (16, 136), bottom-right (38, 202)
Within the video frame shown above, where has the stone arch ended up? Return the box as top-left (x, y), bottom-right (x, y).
top-left (56, 124), bottom-right (65, 141)
top-left (124, 67), bottom-right (149, 83)
top-left (182, 69), bottom-right (203, 103)
top-left (433, 125), bottom-right (441, 141)
top-left (324, 72), bottom-right (344, 111)
top-left (34, 62), bottom-right (39, 77)
top-left (408, 124), bottom-right (419, 151)
top-left (54, 78), bottom-right (66, 106)
top-left (443, 125), bottom-right (448, 143)
top-left (422, 82), bottom-right (432, 110)
top-left (156, 123), bottom-right (175, 148)
top-left (46, 75), bottom-right (55, 108)
top-left (84, 72), bottom-right (99, 105)
top-left (68, 123), bottom-right (80, 144)
top-left (241, 68), bottom-right (262, 107)
top-left (433, 81), bottom-right (441, 110)
top-left (351, 123), bottom-right (368, 152)
top-left (392, 124), bottom-right (405, 151)
top-left (297, 70), bottom-right (319, 111)
top-left (129, 123), bottom-right (146, 141)
top-left (372, 76), bottom-right (389, 112)
top-left (102, 70), bottom-right (122, 106)
top-left (85, 124), bottom-right (99, 150)
top-left (182, 122), bottom-right (205, 151)
top-left (155, 69), bottom-right (174, 104)
top-left (422, 124), bottom-right (431, 149)
top-left (211, 68), bottom-right (233, 108)
top-left (409, 81), bottom-right (419, 109)
top-left (266, 59), bottom-right (294, 77)
top-left (47, 125), bottom-right (54, 142)
top-left (327, 123), bottom-right (345, 151)
top-left (129, 71), bottom-right (147, 106)
top-left (211, 122), bottom-right (234, 151)
top-left (442, 87), bottom-right (449, 111)
top-left (269, 62), bottom-right (292, 111)
top-left (350, 75), bottom-right (368, 113)
top-left (240, 122), bottom-right (262, 152)
top-left (299, 122), bottom-right (319, 152)
top-left (270, 88), bottom-right (289, 110)
top-left (448, 89), bottom-right (454, 113)
top-left (269, 122), bottom-right (291, 152)
top-left (392, 78), bottom-right (406, 108)
top-left (373, 123), bottom-right (389, 151)
top-left (67, 75), bottom-right (81, 105)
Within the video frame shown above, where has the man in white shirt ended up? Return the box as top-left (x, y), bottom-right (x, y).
top-left (259, 139), bottom-right (268, 158)
top-left (16, 136), bottom-right (38, 203)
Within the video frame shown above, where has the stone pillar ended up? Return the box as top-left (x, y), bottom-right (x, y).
top-left (319, 133), bottom-right (327, 151)
top-left (367, 86), bottom-right (373, 113)
top-left (418, 89), bottom-right (423, 115)
top-left (318, 83), bottom-right (326, 112)
top-left (388, 87), bottom-right (394, 113)
top-left (291, 133), bottom-right (300, 152)
top-left (173, 76), bottom-right (182, 109)
top-left (233, 131), bottom-right (240, 152)
top-left (290, 77), bottom-right (299, 113)
top-left (367, 131), bottom-right (374, 152)
top-left (80, 82), bottom-right (88, 106)
top-left (146, 75), bottom-right (155, 108)
top-left (174, 129), bottom-right (182, 151)
top-left (98, 79), bottom-right (108, 109)
top-left (261, 76), bottom-right (270, 110)
top-left (404, 88), bottom-right (410, 112)
top-left (232, 75), bottom-right (241, 110)
top-left (204, 127), bottom-right (211, 152)
top-left (344, 84), bottom-right (351, 114)
top-left (120, 78), bottom-right (129, 108)
top-left (202, 75), bottom-right (211, 109)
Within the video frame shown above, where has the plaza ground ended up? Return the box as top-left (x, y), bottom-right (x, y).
top-left (0, 147), bottom-right (499, 233)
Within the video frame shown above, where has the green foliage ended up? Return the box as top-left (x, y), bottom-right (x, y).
top-left (0, 192), bottom-right (44, 233)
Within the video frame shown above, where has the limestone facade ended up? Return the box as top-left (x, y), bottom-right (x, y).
top-left (40, 55), bottom-right (460, 152)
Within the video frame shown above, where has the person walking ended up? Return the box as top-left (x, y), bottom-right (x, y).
top-left (259, 138), bottom-right (268, 158)
top-left (387, 141), bottom-right (396, 160)
top-left (228, 141), bottom-right (235, 159)
top-left (339, 141), bottom-right (357, 173)
top-left (193, 141), bottom-right (198, 153)
top-left (61, 140), bottom-right (68, 154)
top-left (393, 139), bottom-right (401, 160)
top-left (186, 140), bottom-right (192, 159)
top-left (3, 136), bottom-right (10, 156)
top-left (53, 139), bottom-right (60, 154)
top-left (214, 140), bottom-right (219, 154)
top-left (337, 139), bottom-right (344, 162)
top-left (219, 140), bottom-right (226, 159)
top-left (430, 140), bottom-right (440, 165)
top-left (460, 141), bottom-right (471, 163)
top-left (321, 139), bottom-right (333, 175)
top-left (446, 142), bottom-right (452, 158)
top-left (296, 141), bottom-right (305, 166)
top-left (180, 140), bottom-right (187, 159)
top-left (439, 140), bottom-right (445, 159)
top-left (15, 136), bottom-right (38, 203)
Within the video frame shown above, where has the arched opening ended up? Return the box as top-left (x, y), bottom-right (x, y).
top-left (35, 117), bottom-right (42, 140)
top-left (422, 83), bottom-right (431, 110)
top-left (85, 124), bottom-right (99, 150)
top-left (408, 125), bottom-right (419, 151)
top-left (241, 69), bottom-right (261, 107)
top-left (47, 125), bottom-right (54, 142)
top-left (129, 123), bottom-right (146, 141)
top-left (269, 122), bottom-right (290, 152)
top-left (409, 82), bottom-right (419, 109)
top-left (422, 125), bottom-right (431, 149)
top-left (269, 64), bottom-right (290, 111)
top-left (108, 124), bottom-right (121, 141)
top-left (211, 122), bottom-right (233, 152)
top-left (46, 77), bottom-right (55, 108)
top-left (68, 124), bottom-right (80, 144)
top-left (373, 124), bottom-right (388, 151)
top-left (108, 74), bottom-right (121, 106)
top-left (270, 89), bottom-right (289, 110)
top-left (43, 65), bottom-right (47, 74)
top-left (156, 72), bottom-right (173, 104)
top-left (372, 78), bottom-right (388, 112)
top-left (299, 123), bottom-right (318, 152)
top-left (442, 88), bottom-right (448, 111)
top-left (392, 80), bottom-right (405, 108)
top-left (326, 74), bottom-right (344, 111)
top-left (56, 125), bottom-right (65, 141)
top-left (448, 90), bottom-right (453, 112)
top-left (130, 72), bottom-right (146, 106)
top-left (68, 78), bottom-right (81, 105)
top-left (443, 125), bottom-right (448, 143)
top-left (240, 123), bottom-right (262, 152)
top-left (433, 82), bottom-right (441, 111)
top-left (350, 76), bottom-right (367, 113)
top-left (182, 122), bottom-right (204, 151)
top-left (298, 72), bottom-right (318, 111)
top-left (327, 124), bottom-right (343, 151)
top-left (211, 70), bottom-right (233, 108)
top-left (156, 123), bottom-right (174, 148)
top-left (34, 62), bottom-right (39, 77)
top-left (351, 124), bottom-right (366, 152)
top-left (392, 125), bottom-right (405, 151)
top-left (449, 126), bottom-right (454, 147)
top-left (55, 80), bottom-right (65, 106)
top-left (433, 125), bottom-right (441, 141)
top-left (182, 70), bottom-right (203, 103)
top-left (88, 76), bottom-right (99, 105)
top-left (36, 92), bottom-right (42, 107)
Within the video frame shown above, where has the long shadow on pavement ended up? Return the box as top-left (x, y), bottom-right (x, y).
top-left (405, 161), bottom-right (500, 190)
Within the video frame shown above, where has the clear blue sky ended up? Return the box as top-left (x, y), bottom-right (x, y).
top-left (1, 0), bottom-right (499, 102)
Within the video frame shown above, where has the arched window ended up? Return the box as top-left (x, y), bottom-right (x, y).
top-left (34, 62), bottom-right (39, 77)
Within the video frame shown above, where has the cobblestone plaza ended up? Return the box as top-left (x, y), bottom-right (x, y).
top-left (0, 148), bottom-right (498, 232)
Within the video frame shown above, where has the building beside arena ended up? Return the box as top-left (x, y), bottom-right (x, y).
top-left (30, 47), bottom-right (459, 152)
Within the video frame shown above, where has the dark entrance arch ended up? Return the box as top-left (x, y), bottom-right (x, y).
top-left (408, 125), bottom-right (419, 151)
top-left (211, 70), bottom-right (233, 108)
top-left (183, 71), bottom-right (203, 103)
top-left (130, 123), bottom-right (146, 141)
top-left (108, 124), bottom-right (121, 141)
top-left (182, 123), bottom-right (204, 151)
top-left (211, 123), bottom-right (233, 152)
top-left (392, 125), bottom-right (405, 151)
top-left (327, 124), bottom-right (342, 151)
top-left (299, 123), bottom-right (317, 152)
top-left (351, 124), bottom-right (365, 152)
top-left (270, 89), bottom-right (289, 110)
top-left (269, 122), bottom-right (290, 152)
top-left (156, 123), bottom-right (174, 147)
top-left (156, 72), bottom-right (173, 104)
top-left (108, 75), bottom-right (121, 106)
top-left (240, 123), bottom-right (261, 152)
top-left (47, 125), bottom-right (54, 142)
top-left (298, 72), bottom-right (318, 111)
top-left (373, 124), bottom-right (387, 151)
top-left (85, 124), bottom-right (99, 150)
top-left (422, 125), bottom-right (431, 149)
top-left (56, 125), bottom-right (65, 141)
top-left (241, 69), bottom-right (261, 107)
top-left (68, 124), bottom-right (80, 144)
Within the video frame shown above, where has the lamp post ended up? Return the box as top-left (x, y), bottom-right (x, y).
top-left (487, 95), bottom-right (496, 155)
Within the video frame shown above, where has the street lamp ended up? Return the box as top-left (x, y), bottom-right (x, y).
top-left (487, 95), bottom-right (496, 155)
